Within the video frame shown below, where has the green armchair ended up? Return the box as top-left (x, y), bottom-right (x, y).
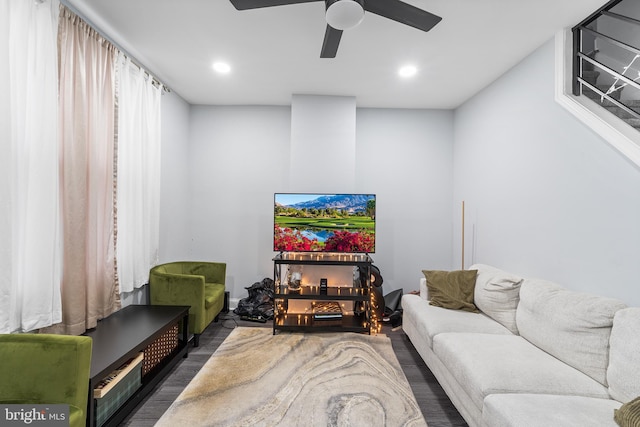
top-left (149, 261), bottom-right (226, 347)
top-left (0, 333), bottom-right (93, 427)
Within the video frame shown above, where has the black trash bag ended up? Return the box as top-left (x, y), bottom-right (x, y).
top-left (383, 288), bottom-right (404, 328)
top-left (233, 277), bottom-right (275, 319)
top-left (383, 288), bottom-right (403, 316)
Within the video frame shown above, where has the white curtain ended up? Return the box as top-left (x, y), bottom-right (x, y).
top-left (0, 0), bottom-right (62, 333)
top-left (116, 54), bottom-right (162, 293)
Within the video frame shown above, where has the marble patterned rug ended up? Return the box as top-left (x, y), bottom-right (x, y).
top-left (156, 327), bottom-right (427, 427)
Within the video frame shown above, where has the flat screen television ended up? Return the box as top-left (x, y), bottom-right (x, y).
top-left (274, 193), bottom-right (376, 253)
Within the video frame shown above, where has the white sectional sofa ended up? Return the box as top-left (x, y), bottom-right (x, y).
top-left (401, 264), bottom-right (640, 427)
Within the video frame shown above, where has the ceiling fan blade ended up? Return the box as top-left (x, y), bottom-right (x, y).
top-left (320, 25), bottom-right (343, 58)
top-left (229, 0), bottom-right (321, 10)
top-left (364, 0), bottom-right (442, 32)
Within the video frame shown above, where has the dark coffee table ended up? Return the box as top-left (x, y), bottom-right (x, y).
top-left (85, 304), bottom-right (189, 427)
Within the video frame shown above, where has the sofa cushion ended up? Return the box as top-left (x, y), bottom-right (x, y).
top-left (432, 332), bottom-right (610, 413)
top-left (607, 307), bottom-right (640, 403)
top-left (516, 279), bottom-right (626, 385)
top-left (401, 294), bottom-right (512, 349)
top-left (422, 269), bottom-right (478, 312)
top-left (204, 283), bottom-right (225, 310)
top-left (470, 264), bottom-right (522, 334)
top-left (483, 394), bottom-right (621, 427)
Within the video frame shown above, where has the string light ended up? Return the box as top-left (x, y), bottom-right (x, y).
top-left (369, 282), bottom-right (382, 334)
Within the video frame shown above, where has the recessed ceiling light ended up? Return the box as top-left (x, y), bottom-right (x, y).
top-left (398, 65), bottom-right (417, 78)
top-left (212, 61), bottom-right (231, 74)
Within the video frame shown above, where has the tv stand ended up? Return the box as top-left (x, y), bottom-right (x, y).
top-left (272, 252), bottom-right (375, 334)
top-left (85, 305), bottom-right (189, 427)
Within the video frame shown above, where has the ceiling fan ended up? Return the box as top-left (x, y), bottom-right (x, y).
top-left (228, 0), bottom-right (442, 58)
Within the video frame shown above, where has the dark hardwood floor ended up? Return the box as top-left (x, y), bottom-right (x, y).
top-left (120, 313), bottom-right (468, 427)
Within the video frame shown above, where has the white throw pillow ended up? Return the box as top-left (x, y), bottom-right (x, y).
top-left (419, 277), bottom-right (428, 300)
top-left (471, 264), bottom-right (522, 334)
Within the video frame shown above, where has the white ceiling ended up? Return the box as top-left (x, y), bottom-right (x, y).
top-left (64, 0), bottom-right (607, 109)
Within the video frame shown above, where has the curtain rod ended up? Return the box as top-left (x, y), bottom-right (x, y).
top-left (58, 0), bottom-right (171, 94)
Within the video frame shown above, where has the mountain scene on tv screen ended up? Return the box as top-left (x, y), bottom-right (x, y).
top-left (274, 194), bottom-right (376, 253)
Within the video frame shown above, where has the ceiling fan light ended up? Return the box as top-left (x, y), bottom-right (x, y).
top-left (325, 0), bottom-right (365, 31)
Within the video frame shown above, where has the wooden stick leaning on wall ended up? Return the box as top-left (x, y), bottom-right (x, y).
top-left (461, 201), bottom-right (465, 270)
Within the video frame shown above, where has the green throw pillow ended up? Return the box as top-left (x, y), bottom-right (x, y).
top-left (422, 269), bottom-right (478, 312)
top-left (615, 396), bottom-right (640, 427)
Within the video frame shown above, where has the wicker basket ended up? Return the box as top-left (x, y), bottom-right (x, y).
top-left (142, 324), bottom-right (179, 376)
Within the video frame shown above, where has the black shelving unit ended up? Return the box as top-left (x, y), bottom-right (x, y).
top-left (272, 252), bottom-right (373, 334)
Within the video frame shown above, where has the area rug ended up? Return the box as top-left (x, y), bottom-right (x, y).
top-left (155, 327), bottom-right (427, 427)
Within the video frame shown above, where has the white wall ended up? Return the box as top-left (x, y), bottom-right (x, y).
top-left (182, 103), bottom-right (454, 300)
top-left (290, 95), bottom-right (357, 189)
top-left (453, 39), bottom-right (640, 306)
top-left (158, 91), bottom-right (192, 262)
